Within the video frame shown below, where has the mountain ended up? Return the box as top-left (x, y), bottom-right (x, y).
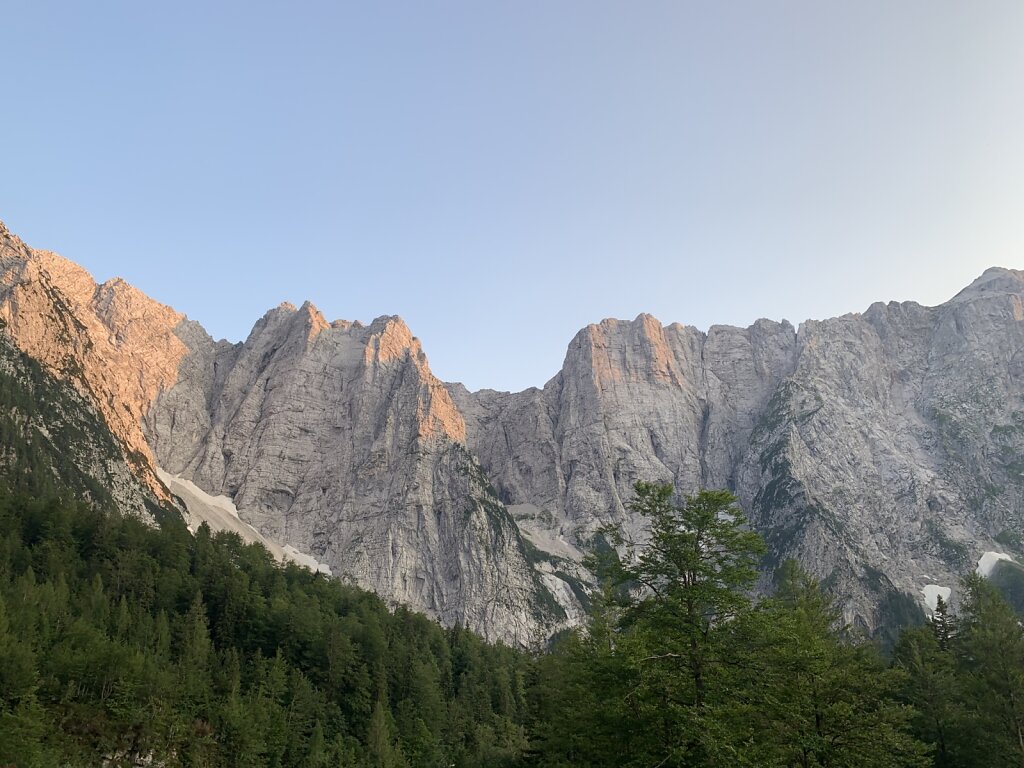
top-left (1, 218), bottom-right (1021, 642)
top-left (0, 322), bottom-right (164, 518)
top-left (452, 271), bottom-right (1024, 636)
top-left (0, 222), bottom-right (563, 645)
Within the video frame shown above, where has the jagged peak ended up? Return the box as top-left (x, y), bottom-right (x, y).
top-left (249, 300), bottom-right (334, 345)
top-left (368, 313), bottom-right (408, 331)
top-left (263, 301), bottom-right (376, 336)
top-left (951, 267), bottom-right (1024, 303)
top-left (365, 315), bottom-right (418, 363)
top-left (297, 300), bottom-right (329, 341)
top-left (91, 277), bottom-right (184, 331)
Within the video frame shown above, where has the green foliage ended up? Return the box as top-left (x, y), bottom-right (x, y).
top-left (955, 574), bottom-right (1024, 766)
top-left (988, 558), bottom-right (1024, 615)
top-left (891, 574), bottom-right (1024, 767)
top-left (603, 484), bottom-right (767, 764)
top-left (528, 484), bottom-right (932, 767)
top-left (730, 560), bottom-right (930, 767)
top-left (0, 489), bottom-right (533, 767)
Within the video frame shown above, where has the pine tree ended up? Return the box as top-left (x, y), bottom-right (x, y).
top-left (739, 560), bottom-right (931, 767)
top-left (956, 574), bottom-right (1024, 768)
top-left (366, 697), bottom-right (406, 768)
top-left (602, 484), bottom-right (766, 766)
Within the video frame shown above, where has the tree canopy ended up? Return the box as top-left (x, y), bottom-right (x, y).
top-left (1, 472), bottom-right (1022, 768)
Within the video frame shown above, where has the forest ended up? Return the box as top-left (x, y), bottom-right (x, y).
top-left (1, 477), bottom-right (1022, 767)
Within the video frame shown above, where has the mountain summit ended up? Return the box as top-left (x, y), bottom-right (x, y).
top-left (1, 219), bottom-right (1021, 643)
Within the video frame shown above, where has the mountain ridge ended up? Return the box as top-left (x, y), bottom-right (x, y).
top-left (1, 217), bottom-right (1021, 643)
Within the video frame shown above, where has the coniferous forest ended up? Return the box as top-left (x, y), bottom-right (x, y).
top-left (2, 481), bottom-right (1024, 767)
top-left (1, 343), bottom-right (1024, 767)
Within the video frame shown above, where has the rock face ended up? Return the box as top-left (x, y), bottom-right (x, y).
top-left (0, 221), bottom-right (563, 645)
top-left (1, 218), bottom-right (1021, 641)
top-left (144, 304), bottom-right (559, 644)
top-left (0, 327), bottom-right (162, 519)
top-left (453, 269), bottom-right (1024, 633)
top-left (450, 315), bottom-right (799, 539)
top-left (0, 221), bottom-right (187, 500)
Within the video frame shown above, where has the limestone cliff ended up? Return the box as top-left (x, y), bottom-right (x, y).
top-left (144, 303), bottom-right (561, 644)
top-left (0, 220), bottom-right (186, 500)
top-left (0, 221), bottom-right (565, 644)
top-left (3, 218), bottom-right (1022, 640)
top-left (0, 326), bottom-right (162, 518)
top-left (452, 269), bottom-right (1024, 633)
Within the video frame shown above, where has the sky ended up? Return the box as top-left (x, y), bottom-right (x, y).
top-left (2, 1), bottom-right (1023, 392)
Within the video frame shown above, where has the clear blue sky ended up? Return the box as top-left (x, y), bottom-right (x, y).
top-left (3, 1), bottom-right (1022, 391)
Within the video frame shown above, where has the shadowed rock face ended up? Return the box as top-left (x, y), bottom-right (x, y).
top-left (2, 219), bottom-right (1022, 640)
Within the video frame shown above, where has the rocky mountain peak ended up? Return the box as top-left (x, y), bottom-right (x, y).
top-left (2, 217), bottom-right (1023, 644)
top-left (93, 276), bottom-right (183, 335)
top-left (571, 313), bottom-right (687, 390)
top-left (952, 267), bottom-right (1024, 303)
top-left (365, 314), bottom-right (417, 363)
top-left (361, 315), bottom-right (466, 444)
top-left (292, 300), bottom-right (330, 342)
top-left (0, 239), bottom-right (188, 500)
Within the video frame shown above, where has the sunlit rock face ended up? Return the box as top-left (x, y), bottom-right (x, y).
top-left (453, 269), bottom-right (1024, 633)
top-left (0, 221), bottom-right (566, 646)
top-left (3, 217), bottom-right (1022, 641)
top-left (0, 221), bottom-right (187, 500)
top-left (145, 304), bottom-right (563, 645)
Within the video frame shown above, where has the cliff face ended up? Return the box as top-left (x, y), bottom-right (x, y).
top-left (0, 222), bottom-right (565, 645)
top-left (450, 315), bottom-right (799, 537)
top-left (2, 218), bottom-right (1021, 640)
top-left (0, 327), bottom-right (162, 518)
top-left (453, 269), bottom-right (1024, 631)
top-left (0, 221), bottom-right (187, 503)
top-left (144, 304), bottom-right (561, 644)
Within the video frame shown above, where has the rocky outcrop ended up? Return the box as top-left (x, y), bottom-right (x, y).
top-left (0, 221), bottom-right (187, 499)
top-left (2, 218), bottom-right (1021, 640)
top-left (449, 315), bottom-right (800, 545)
top-left (144, 303), bottom-right (561, 644)
top-left (0, 221), bottom-right (565, 645)
top-left (453, 269), bottom-right (1024, 633)
top-left (0, 327), bottom-right (162, 519)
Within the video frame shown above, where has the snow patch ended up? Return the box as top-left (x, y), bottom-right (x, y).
top-left (157, 467), bottom-right (331, 576)
top-left (283, 545), bottom-right (333, 576)
top-left (977, 551), bottom-right (1014, 577)
top-left (921, 584), bottom-right (951, 612)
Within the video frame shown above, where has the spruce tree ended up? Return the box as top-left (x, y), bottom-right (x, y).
top-left (603, 483), bottom-right (766, 766)
top-left (956, 574), bottom-right (1024, 768)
